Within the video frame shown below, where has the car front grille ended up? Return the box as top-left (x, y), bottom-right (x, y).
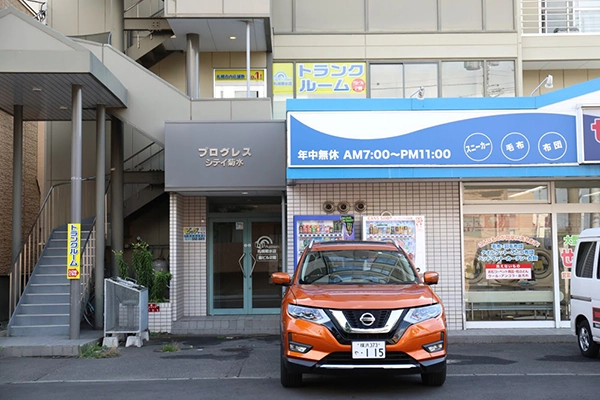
top-left (342, 309), bottom-right (391, 329)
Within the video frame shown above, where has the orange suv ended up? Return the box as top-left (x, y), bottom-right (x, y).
top-left (271, 240), bottom-right (447, 387)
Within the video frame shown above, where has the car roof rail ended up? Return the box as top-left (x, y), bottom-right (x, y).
top-left (380, 238), bottom-right (402, 251)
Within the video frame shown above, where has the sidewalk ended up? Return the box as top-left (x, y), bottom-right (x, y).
top-left (0, 325), bottom-right (575, 358)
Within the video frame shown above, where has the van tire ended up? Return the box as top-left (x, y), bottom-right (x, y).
top-left (421, 363), bottom-right (447, 386)
top-left (280, 355), bottom-right (303, 387)
top-left (577, 320), bottom-right (600, 358)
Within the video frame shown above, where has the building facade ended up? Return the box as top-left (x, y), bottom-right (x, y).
top-left (2, 0), bottom-right (600, 334)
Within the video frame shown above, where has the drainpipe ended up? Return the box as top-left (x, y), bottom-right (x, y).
top-left (246, 20), bottom-right (251, 98)
top-left (11, 105), bottom-right (23, 313)
top-left (109, 0), bottom-right (124, 279)
top-left (70, 85), bottom-right (83, 340)
top-left (95, 105), bottom-right (106, 329)
top-left (186, 34), bottom-right (200, 98)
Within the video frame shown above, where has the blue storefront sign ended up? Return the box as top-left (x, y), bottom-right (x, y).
top-left (288, 111), bottom-right (577, 167)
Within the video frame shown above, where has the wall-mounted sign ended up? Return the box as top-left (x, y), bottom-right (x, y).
top-left (273, 63), bottom-right (294, 96)
top-left (288, 111), bottom-right (578, 167)
top-left (67, 223), bottom-right (80, 279)
top-left (198, 147), bottom-right (251, 168)
top-left (165, 121), bottom-right (285, 192)
top-left (577, 107), bottom-right (600, 164)
top-left (296, 63), bottom-right (367, 97)
top-left (214, 69), bottom-right (265, 82)
top-left (183, 227), bottom-right (206, 242)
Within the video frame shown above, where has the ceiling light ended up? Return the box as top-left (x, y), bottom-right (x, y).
top-left (32, 87), bottom-right (42, 92)
top-left (229, 36), bottom-right (237, 40)
top-left (59, 106), bottom-right (68, 110)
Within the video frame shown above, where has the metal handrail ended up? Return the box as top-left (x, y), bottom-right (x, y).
top-left (522, 0), bottom-right (600, 34)
top-left (132, 148), bottom-right (164, 171)
top-left (8, 177), bottom-right (110, 318)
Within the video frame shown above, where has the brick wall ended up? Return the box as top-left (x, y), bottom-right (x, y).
top-left (0, 110), bottom-right (40, 276)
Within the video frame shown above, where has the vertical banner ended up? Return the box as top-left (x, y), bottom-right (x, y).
top-left (67, 223), bottom-right (81, 279)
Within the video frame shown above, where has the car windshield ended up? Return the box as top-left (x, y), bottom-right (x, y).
top-left (298, 249), bottom-right (418, 285)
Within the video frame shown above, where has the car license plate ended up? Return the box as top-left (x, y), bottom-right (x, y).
top-left (352, 341), bottom-right (386, 359)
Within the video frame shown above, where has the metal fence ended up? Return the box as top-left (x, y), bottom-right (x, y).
top-left (104, 277), bottom-right (149, 336)
top-left (522, 0), bottom-right (600, 34)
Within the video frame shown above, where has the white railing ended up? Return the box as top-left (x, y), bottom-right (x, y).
top-left (522, 0), bottom-right (600, 34)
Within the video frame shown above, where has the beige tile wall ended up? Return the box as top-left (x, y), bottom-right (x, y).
top-left (287, 181), bottom-right (464, 330)
top-left (170, 193), bottom-right (208, 318)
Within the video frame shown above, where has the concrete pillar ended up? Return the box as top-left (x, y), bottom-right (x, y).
top-left (95, 105), bottom-right (106, 329)
top-left (186, 33), bottom-right (200, 98)
top-left (70, 85), bottom-right (83, 340)
top-left (110, 0), bottom-right (124, 51)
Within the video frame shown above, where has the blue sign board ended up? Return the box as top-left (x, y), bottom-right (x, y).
top-left (289, 112), bottom-right (578, 167)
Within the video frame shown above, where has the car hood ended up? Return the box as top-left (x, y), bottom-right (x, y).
top-left (290, 284), bottom-right (437, 310)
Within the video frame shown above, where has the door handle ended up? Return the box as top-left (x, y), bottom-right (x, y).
top-left (238, 253), bottom-right (246, 278)
top-left (249, 254), bottom-right (257, 278)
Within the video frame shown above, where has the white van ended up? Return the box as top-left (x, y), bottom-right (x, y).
top-left (570, 227), bottom-right (600, 358)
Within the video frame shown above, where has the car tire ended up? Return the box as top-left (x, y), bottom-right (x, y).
top-left (280, 356), bottom-right (303, 388)
top-left (577, 320), bottom-right (600, 358)
top-left (421, 363), bottom-right (447, 387)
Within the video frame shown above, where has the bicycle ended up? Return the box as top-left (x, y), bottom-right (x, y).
top-left (82, 292), bottom-right (95, 328)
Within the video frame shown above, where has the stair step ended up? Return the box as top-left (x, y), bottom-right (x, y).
top-left (35, 265), bottom-right (67, 274)
top-left (28, 283), bottom-right (70, 293)
top-left (24, 293), bottom-right (70, 304)
top-left (13, 314), bottom-right (70, 325)
top-left (20, 303), bottom-right (70, 314)
top-left (9, 324), bottom-right (70, 337)
top-left (29, 274), bottom-right (68, 284)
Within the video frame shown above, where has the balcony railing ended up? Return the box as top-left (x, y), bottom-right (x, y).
top-left (522, 0), bottom-right (600, 34)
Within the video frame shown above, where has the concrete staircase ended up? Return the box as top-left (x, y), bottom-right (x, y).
top-left (8, 221), bottom-right (94, 337)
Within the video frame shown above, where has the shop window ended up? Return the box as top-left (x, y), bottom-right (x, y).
top-left (555, 181), bottom-right (600, 203)
top-left (556, 212), bottom-right (597, 320)
top-left (463, 183), bottom-right (549, 203)
top-left (464, 213), bottom-right (554, 322)
top-left (442, 60), bottom-right (516, 98)
top-left (370, 63), bottom-right (438, 98)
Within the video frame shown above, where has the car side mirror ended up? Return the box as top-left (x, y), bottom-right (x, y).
top-left (423, 271), bottom-right (439, 285)
top-left (271, 272), bottom-right (292, 286)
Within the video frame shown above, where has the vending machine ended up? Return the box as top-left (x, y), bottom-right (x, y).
top-left (293, 215), bottom-right (356, 267)
top-left (362, 215), bottom-right (426, 271)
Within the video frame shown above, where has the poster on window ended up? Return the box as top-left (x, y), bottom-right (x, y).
top-left (362, 215), bottom-right (426, 271)
top-left (485, 263), bottom-right (532, 280)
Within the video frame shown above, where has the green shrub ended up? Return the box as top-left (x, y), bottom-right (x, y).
top-left (112, 241), bottom-right (171, 302)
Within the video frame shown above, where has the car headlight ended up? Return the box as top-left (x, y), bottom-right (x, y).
top-left (287, 304), bottom-right (331, 324)
top-left (404, 303), bottom-right (443, 324)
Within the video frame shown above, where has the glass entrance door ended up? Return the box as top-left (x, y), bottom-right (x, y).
top-left (210, 218), bottom-right (282, 314)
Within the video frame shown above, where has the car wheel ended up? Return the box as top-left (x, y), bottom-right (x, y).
top-left (280, 356), bottom-right (303, 387)
top-left (421, 363), bottom-right (447, 387)
top-left (577, 320), bottom-right (600, 358)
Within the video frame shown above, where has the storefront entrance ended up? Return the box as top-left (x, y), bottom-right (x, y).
top-left (209, 217), bottom-right (282, 314)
